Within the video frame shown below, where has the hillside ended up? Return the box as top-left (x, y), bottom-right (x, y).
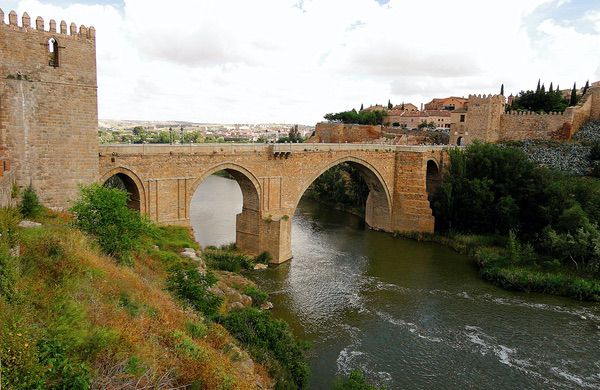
top-left (0, 208), bottom-right (275, 389)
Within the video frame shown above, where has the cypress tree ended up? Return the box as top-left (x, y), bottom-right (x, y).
top-left (500, 84), bottom-right (504, 96)
top-left (541, 83), bottom-right (545, 94)
top-left (582, 80), bottom-right (590, 96)
top-left (401, 101), bottom-right (405, 110)
top-left (360, 103), bottom-right (364, 111)
top-left (549, 82), bottom-right (553, 93)
top-left (388, 99), bottom-right (393, 110)
top-left (536, 79), bottom-right (541, 93)
top-left (570, 83), bottom-right (578, 106)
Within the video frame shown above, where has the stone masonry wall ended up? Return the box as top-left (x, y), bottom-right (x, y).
top-left (310, 123), bottom-right (382, 143)
top-left (450, 86), bottom-right (600, 145)
top-left (0, 10), bottom-right (98, 209)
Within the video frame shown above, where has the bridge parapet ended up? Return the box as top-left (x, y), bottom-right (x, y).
top-left (99, 143), bottom-right (450, 156)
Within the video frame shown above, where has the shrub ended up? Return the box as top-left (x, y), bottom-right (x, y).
top-left (255, 251), bottom-right (272, 264)
top-left (244, 286), bottom-right (268, 307)
top-left (0, 208), bottom-right (20, 301)
top-left (590, 141), bottom-right (600, 161)
top-left (20, 184), bottom-right (43, 219)
top-left (219, 308), bottom-right (309, 389)
top-left (167, 264), bottom-right (222, 318)
top-left (332, 370), bottom-right (383, 390)
top-left (203, 248), bottom-right (254, 272)
top-left (70, 184), bottom-right (147, 264)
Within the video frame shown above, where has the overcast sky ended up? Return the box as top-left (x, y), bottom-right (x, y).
top-left (2, 0), bottom-right (600, 124)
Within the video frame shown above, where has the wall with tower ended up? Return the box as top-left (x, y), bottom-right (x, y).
top-left (0, 9), bottom-right (98, 208)
top-left (450, 86), bottom-right (600, 145)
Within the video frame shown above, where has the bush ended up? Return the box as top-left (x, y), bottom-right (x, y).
top-left (167, 264), bottom-right (222, 318)
top-left (332, 370), bottom-right (384, 390)
top-left (203, 248), bottom-right (254, 272)
top-left (70, 184), bottom-right (147, 264)
top-left (20, 184), bottom-right (42, 218)
top-left (244, 286), bottom-right (268, 307)
top-left (255, 251), bottom-right (272, 264)
top-left (0, 208), bottom-right (20, 301)
top-left (219, 308), bottom-right (309, 389)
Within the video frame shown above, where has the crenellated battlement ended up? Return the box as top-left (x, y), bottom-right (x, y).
top-left (0, 9), bottom-right (95, 40)
top-left (505, 110), bottom-right (568, 117)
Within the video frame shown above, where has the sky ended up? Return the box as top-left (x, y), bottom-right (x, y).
top-left (1, 0), bottom-right (600, 124)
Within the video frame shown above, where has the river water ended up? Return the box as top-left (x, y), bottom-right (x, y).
top-left (191, 175), bottom-right (600, 389)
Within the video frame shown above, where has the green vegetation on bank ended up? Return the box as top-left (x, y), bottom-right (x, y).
top-left (429, 141), bottom-right (600, 300)
top-left (0, 185), bottom-right (310, 388)
top-left (332, 370), bottom-right (385, 390)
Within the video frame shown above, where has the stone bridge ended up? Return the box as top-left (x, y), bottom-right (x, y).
top-left (98, 143), bottom-right (447, 263)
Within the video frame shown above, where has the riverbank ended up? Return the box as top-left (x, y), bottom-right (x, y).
top-left (0, 207), bottom-right (283, 388)
top-left (396, 231), bottom-right (600, 301)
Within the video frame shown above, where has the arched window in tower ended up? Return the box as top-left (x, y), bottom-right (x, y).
top-left (48, 38), bottom-right (59, 67)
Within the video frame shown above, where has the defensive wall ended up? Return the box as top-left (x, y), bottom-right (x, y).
top-left (99, 143), bottom-right (448, 263)
top-left (0, 9), bottom-right (98, 208)
top-left (450, 86), bottom-right (600, 145)
top-left (308, 123), bottom-right (383, 143)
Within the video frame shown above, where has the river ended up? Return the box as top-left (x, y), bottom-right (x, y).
top-left (191, 175), bottom-right (600, 389)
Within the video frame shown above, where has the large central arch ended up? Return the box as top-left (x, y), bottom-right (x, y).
top-left (188, 163), bottom-right (262, 256)
top-left (293, 156), bottom-right (393, 231)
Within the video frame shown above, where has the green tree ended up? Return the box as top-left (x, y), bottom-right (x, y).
top-left (20, 184), bottom-right (42, 218)
top-left (387, 99), bottom-right (393, 110)
top-left (71, 184), bottom-right (147, 264)
top-left (324, 110), bottom-right (386, 125)
top-left (570, 83), bottom-right (578, 106)
top-left (360, 103), bottom-right (364, 111)
top-left (582, 80), bottom-right (590, 97)
top-left (500, 84), bottom-right (504, 96)
top-left (432, 142), bottom-right (567, 236)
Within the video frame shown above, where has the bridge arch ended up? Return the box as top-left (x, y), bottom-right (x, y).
top-left (100, 167), bottom-right (146, 213)
top-left (425, 159), bottom-right (442, 203)
top-left (188, 163), bottom-right (261, 255)
top-left (293, 156), bottom-right (393, 231)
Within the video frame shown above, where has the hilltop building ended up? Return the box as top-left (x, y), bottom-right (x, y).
top-left (424, 97), bottom-right (468, 111)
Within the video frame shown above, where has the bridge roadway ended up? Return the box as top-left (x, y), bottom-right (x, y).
top-left (98, 143), bottom-right (448, 263)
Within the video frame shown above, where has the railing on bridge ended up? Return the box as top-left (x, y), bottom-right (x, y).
top-left (98, 143), bottom-right (450, 156)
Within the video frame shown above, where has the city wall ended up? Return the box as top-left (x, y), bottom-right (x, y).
top-left (450, 86), bottom-right (600, 145)
top-left (309, 123), bottom-right (382, 143)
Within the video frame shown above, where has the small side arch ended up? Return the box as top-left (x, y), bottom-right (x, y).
top-left (294, 156), bottom-right (393, 231)
top-left (100, 167), bottom-right (146, 213)
top-left (425, 159), bottom-right (442, 203)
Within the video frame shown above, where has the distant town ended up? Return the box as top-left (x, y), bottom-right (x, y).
top-left (98, 120), bottom-right (315, 144)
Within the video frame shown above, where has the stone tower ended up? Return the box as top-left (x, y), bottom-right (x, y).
top-left (462, 94), bottom-right (506, 144)
top-left (0, 9), bottom-right (98, 209)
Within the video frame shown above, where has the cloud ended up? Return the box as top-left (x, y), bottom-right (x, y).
top-left (10, 0), bottom-right (600, 124)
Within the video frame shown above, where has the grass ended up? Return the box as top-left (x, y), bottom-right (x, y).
top-left (0, 209), bottom-right (271, 389)
top-left (395, 231), bottom-right (600, 301)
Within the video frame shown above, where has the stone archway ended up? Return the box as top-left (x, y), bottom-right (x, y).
top-left (188, 163), bottom-right (262, 256)
top-left (457, 136), bottom-right (464, 146)
top-left (100, 167), bottom-right (146, 213)
top-left (294, 156), bottom-right (393, 231)
top-left (426, 159), bottom-right (442, 203)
